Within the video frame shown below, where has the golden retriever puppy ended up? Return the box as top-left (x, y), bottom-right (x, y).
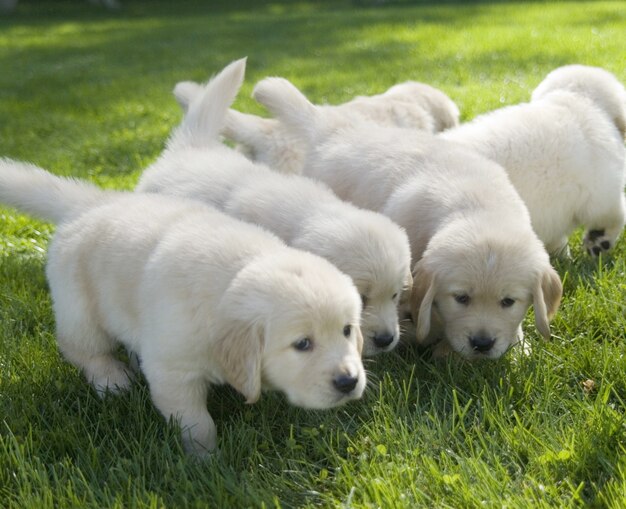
top-left (442, 64), bottom-right (626, 257)
top-left (252, 77), bottom-right (562, 360)
top-left (0, 159), bottom-right (366, 455)
top-left (139, 59), bottom-right (412, 356)
top-left (173, 77), bottom-right (459, 174)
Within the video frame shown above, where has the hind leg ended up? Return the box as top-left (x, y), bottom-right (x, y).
top-left (582, 195), bottom-right (626, 257)
top-left (583, 225), bottom-right (623, 257)
top-left (54, 304), bottom-right (133, 397)
top-left (547, 237), bottom-right (571, 258)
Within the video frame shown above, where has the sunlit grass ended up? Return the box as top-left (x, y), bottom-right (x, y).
top-left (1, 1), bottom-right (626, 507)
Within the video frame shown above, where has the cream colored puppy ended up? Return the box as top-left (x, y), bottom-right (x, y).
top-left (442, 64), bottom-right (626, 256)
top-left (0, 159), bottom-right (366, 455)
top-left (173, 78), bottom-right (459, 174)
top-left (253, 77), bottom-right (562, 360)
top-left (139, 59), bottom-right (412, 356)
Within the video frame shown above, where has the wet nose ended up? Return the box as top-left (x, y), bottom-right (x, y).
top-left (373, 332), bottom-right (395, 348)
top-left (333, 373), bottom-right (359, 394)
top-left (469, 335), bottom-right (496, 353)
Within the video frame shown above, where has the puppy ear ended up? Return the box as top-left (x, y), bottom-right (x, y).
top-left (213, 320), bottom-right (264, 404)
top-left (410, 260), bottom-right (436, 343)
top-left (533, 267), bottom-right (563, 339)
top-left (355, 325), bottom-right (364, 356)
top-left (405, 269), bottom-right (414, 294)
top-left (397, 270), bottom-right (414, 320)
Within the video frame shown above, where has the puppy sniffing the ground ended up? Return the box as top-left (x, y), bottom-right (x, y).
top-left (138, 59), bottom-right (412, 356)
top-left (253, 77), bottom-right (562, 360)
top-left (174, 76), bottom-right (459, 174)
top-left (0, 159), bottom-right (366, 455)
top-left (443, 64), bottom-right (626, 257)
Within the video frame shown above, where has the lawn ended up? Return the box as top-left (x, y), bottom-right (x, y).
top-left (1, 0), bottom-right (626, 507)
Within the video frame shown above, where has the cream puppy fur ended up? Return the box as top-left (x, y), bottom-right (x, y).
top-left (0, 159), bottom-right (366, 455)
top-left (173, 78), bottom-right (459, 174)
top-left (442, 64), bottom-right (626, 256)
top-left (139, 59), bottom-right (412, 356)
top-left (253, 77), bottom-right (562, 360)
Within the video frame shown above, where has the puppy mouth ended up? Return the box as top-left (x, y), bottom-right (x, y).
top-left (366, 331), bottom-right (398, 351)
top-left (454, 337), bottom-right (506, 360)
top-left (333, 387), bottom-right (363, 405)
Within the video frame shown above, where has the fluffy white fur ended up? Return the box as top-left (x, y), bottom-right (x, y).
top-left (173, 77), bottom-right (459, 174)
top-left (442, 64), bottom-right (626, 256)
top-left (0, 157), bottom-right (366, 455)
top-left (139, 59), bottom-right (412, 356)
top-left (252, 76), bottom-right (562, 360)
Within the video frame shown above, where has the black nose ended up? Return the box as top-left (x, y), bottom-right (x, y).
top-left (333, 374), bottom-right (359, 394)
top-left (469, 335), bottom-right (496, 353)
top-left (373, 333), bottom-right (395, 348)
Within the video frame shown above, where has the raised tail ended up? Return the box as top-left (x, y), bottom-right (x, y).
top-left (167, 57), bottom-right (247, 150)
top-left (0, 158), bottom-right (109, 224)
top-left (222, 109), bottom-right (277, 145)
top-left (252, 77), bottom-right (321, 145)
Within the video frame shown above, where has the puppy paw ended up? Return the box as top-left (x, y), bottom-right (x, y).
top-left (89, 358), bottom-right (134, 397)
top-left (583, 229), bottom-right (612, 257)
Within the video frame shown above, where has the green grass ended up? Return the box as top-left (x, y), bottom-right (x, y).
top-left (1, 0), bottom-right (626, 507)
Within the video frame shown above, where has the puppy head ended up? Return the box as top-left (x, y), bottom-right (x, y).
top-left (213, 249), bottom-right (366, 407)
top-left (411, 222), bottom-right (562, 359)
top-left (532, 64), bottom-right (626, 139)
top-left (295, 211), bottom-right (413, 356)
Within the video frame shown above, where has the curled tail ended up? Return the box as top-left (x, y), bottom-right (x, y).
top-left (168, 57), bottom-right (247, 151)
top-left (252, 77), bottom-right (321, 145)
top-left (0, 158), bottom-right (108, 223)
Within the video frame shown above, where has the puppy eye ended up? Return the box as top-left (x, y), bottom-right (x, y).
top-left (454, 294), bottom-right (470, 305)
top-left (343, 325), bottom-right (351, 337)
top-left (293, 337), bottom-right (312, 352)
top-left (360, 294), bottom-right (368, 307)
top-left (392, 293), bottom-right (398, 300)
top-left (500, 297), bottom-right (515, 308)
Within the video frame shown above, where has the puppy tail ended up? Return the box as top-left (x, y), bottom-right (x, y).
top-left (168, 57), bottom-right (247, 150)
top-left (172, 80), bottom-right (204, 113)
top-left (0, 158), bottom-right (109, 223)
top-left (222, 109), bottom-right (276, 145)
top-left (252, 77), bottom-right (320, 144)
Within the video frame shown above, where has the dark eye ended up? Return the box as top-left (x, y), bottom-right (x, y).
top-left (501, 297), bottom-right (515, 308)
top-left (392, 293), bottom-right (398, 300)
top-left (293, 337), bottom-right (312, 351)
top-left (343, 325), bottom-right (352, 337)
top-left (360, 294), bottom-right (368, 307)
top-left (454, 294), bottom-right (470, 305)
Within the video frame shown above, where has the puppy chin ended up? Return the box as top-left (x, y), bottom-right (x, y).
top-left (361, 335), bottom-right (397, 356)
top-left (283, 382), bottom-right (365, 409)
top-left (449, 337), bottom-right (516, 360)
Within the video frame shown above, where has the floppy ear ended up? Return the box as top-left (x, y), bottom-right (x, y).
top-left (355, 325), bottom-right (364, 356)
top-left (212, 320), bottom-right (264, 404)
top-left (397, 270), bottom-right (414, 320)
top-left (533, 267), bottom-right (563, 339)
top-left (405, 269), bottom-right (414, 294)
top-left (410, 260), bottom-right (437, 343)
